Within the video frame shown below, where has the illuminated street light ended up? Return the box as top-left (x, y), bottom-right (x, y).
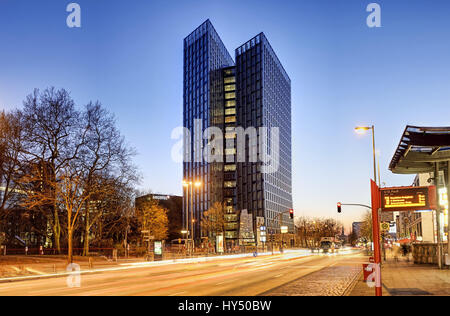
top-left (355, 125), bottom-right (378, 184)
top-left (355, 126), bottom-right (371, 135)
top-left (182, 179), bottom-right (203, 255)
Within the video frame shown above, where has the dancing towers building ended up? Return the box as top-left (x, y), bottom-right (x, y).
top-left (183, 20), bottom-right (293, 246)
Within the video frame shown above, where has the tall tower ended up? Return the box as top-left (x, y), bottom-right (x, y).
top-left (235, 33), bottom-right (293, 235)
top-left (183, 20), bottom-right (234, 240)
top-left (183, 21), bottom-right (293, 244)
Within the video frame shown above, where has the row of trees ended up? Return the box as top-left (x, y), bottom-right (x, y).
top-left (294, 216), bottom-right (344, 248)
top-left (0, 88), bottom-right (140, 262)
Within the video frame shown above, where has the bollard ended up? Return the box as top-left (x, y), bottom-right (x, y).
top-left (113, 249), bottom-right (118, 262)
top-left (88, 257), bottom-right (93, 269)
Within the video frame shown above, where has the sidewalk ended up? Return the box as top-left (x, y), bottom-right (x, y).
top-left (348, 255), bottom-right (450, 296)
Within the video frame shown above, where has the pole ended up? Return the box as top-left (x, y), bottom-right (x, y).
top-left (370, 180), bottom-right (382, 296)
top-left (184, 185), bottom-right (189, 241)
top-left (434, 162), bottom-right (443, 269)
top-left (190, 184), bottom-right (194, 255)
top-left (279, 213), bottom-right (283, 253)
top-left (377, 158), bottom-right (381, 187)
top-left (371, 125), bottom-right (377, 184)
top-left (447, 162), bottom-right (450, 264)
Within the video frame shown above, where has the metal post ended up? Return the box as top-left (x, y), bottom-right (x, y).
top-left (371, 180), bottom-right (382, 296)
top-left (190, 184), bottom-right (194, 254)
top-left (435, 163), bottom-right (443, 269)
top-left (184, 185), bottom-right (189, 241)
top-left (377, 158), bottom-right (381, 187)
top-left (447, 162), bottom-right (450, 264)
top-left (372, 125), bottom-right (377, 184)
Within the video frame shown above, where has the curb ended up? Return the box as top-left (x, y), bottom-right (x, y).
top-left (343, 270), bottom-right (363, 296)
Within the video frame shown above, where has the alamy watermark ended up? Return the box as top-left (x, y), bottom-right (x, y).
top-left (171, 120), bottom-right (280, 174)
top-left (366, 3), bottom-right (381, 28)
top-left (66, 3), bottom-right (81, 28)
top-left (66, 263), bottom-right (81, 288)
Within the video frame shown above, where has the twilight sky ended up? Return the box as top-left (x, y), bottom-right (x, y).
top-left (1, 0), bottom-right (450, 229)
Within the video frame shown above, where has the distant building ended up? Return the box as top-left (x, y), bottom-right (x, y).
top-left (135, 194), bottom-right (183, 241)
top-left (352, 222), bottom-right (364, 238)
top-left (0, 161), bottom-right (51, 249)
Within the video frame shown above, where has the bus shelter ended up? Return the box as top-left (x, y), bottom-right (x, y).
top-left (389, 126), bottom-right (450, 268)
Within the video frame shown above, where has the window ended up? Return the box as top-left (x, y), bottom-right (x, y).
top-left (225, 132), bottom-right (236, 139)
top-left (225, 148), bottom-right (236, 155)
top-left (224, 84), bottom-right (236, 92)
top-left (225, 108), bottom-right (236, 115)
top-left (224, 181), bottom-right (236, 188)
top-left (225, 116), bottom-right (236, 123)
top-left (225, 223), bottom-right (238, 230)
top-left (225, 92), bottom-right (236, 99)
top-left (224, 164), bottom-right (236, 171)
top-left (224, 77), bottom-right (236, 84)
top-left (225, 231), bottom-right (237, 239)
top-left (226, 100), bottom-right (236, 107)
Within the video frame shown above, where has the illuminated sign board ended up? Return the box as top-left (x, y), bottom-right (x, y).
top-left (154, 241), bottom-right (163, 255)
top-left (381, 186), bottom-right (436, 212)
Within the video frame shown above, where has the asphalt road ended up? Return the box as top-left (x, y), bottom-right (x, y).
top-left (0, 250), bottom-right (365, 296)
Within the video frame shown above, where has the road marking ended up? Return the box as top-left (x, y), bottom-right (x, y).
top-left (216, 279), bottom-right (234, 285)
top-left (169, 291), bottom-right (187, 296)
top-left (274, 274), bottom-right (283, 278)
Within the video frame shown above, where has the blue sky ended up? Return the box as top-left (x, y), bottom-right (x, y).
top-left (1, 0), bottom-right (450, 229)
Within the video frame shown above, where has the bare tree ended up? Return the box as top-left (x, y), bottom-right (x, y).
top-left (295, 216), bottom-right (344, 248)
top-left (0, 111), bottom-right (24, 214)
top-left (79, 102), bottom-right (137, 255)
top-left (361, 210), bottom-right (373, 243)
top-left (20, 88), bottom-right (87, 253)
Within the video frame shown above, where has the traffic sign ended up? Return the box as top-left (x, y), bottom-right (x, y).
top-left (380, 222), bottom-right (390, 232)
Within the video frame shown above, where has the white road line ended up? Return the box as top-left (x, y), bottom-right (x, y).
top-left (169, 291), bottom-right (187, 296)
top-left (216, 280), bottom-right (234, 285)
top-left (274, 274), bottom-right (283, 278)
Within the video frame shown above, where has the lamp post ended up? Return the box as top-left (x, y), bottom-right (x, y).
top-left (356, 126), bottom-right (383, 296)
top-left (182, 180), bottom-right (202, 255)
top-left (355, 125), bottom-right (377, 184)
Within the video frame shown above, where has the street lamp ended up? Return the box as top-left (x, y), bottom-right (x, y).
top-left (355, 125), bottom-right (378, 185)
top-left (182, 179), bottom-right (203, 254)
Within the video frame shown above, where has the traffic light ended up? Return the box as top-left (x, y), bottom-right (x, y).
top-left (337, 202), bottom-right (342, 213)
top-left (289, 209), bottom-right (294, 219)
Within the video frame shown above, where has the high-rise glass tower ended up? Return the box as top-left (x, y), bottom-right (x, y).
top-left (183, 20), bottom-right (293, 246)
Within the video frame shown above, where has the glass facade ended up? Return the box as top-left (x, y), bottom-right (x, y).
top-left (183, 21), bottom-right (293, 243)
top-left (183, 20), bottom-right (234, 239)
top-left (236, 33), bottom-right (293, 235)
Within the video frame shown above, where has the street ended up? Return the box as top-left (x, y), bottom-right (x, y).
top-left (0, 250), bottom-right (364, 296)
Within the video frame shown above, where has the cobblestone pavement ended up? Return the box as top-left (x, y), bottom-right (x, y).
top-left (349, 255), bottom-right (450, 296)
top-left (263, 264), bottom-right (362, 296)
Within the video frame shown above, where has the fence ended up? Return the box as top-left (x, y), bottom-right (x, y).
top-left (1, 246), bottom-right (115, 257)
top-left (412, 243), bottom-right (448, 265)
